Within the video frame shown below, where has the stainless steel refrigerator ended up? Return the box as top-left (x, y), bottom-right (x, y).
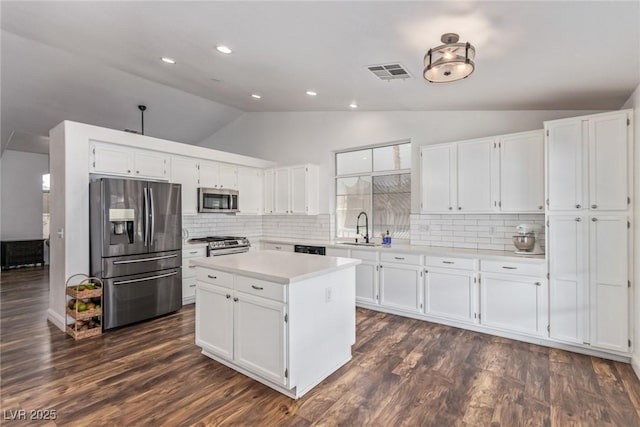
top-left (90, 178), bottom-right (182, 330)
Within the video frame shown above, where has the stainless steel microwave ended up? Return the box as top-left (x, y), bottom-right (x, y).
top-left (198, 188), bottom-right (239, 213)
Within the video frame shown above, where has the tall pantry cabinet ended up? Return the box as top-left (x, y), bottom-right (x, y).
top-left (545, 110), bottom-right (633, 354)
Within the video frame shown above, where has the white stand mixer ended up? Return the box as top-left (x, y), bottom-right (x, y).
top-left (513, 223), bottom-right (545, 255)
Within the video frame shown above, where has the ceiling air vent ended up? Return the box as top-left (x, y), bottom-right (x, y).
top-left (367, 63), bottom-right (413, 81)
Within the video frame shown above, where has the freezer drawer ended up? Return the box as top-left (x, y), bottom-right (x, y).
top-left (103, 267), bottom-right (182, 330)
top-left (99, 250), bottom-right (182, 279)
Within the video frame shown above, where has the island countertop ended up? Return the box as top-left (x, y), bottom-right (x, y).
top-left (190, 250), bottom-right (361, 284)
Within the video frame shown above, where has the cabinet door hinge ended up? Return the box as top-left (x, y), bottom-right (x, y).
top-left (376, 294), bottom-right (379, 301)
top-left (421, 202), bottom-right (423, 209)
top-left (628, 221), bottom-right (631, 229)
top-left (284, 313), bottom-right (288, 323)
top-left (498, 142), bottom-right (501, 148)
top-left (628, 118), bottom-right (631, 126)
top-left (547, 325), bottom-right (550, 333)
top-left (420, 270), bottom-right (423, 277)
top-left (498, 201), bottom-right (501, 207)
top-left (474, 277), bottom-right (477, 283)
top-left (628, 280), bottom-right (631, 288)
top-left (420, 303), bottom-right (423, 309)
top-left (474, 313), bottom-right (477, 319)
top-left (493, 142), bottom-right (497, 148)
top-left (628, 196), bottom-right (631, 205)
top-left (285, 368), bottom-right (288, 378)
top-left (546, 198), bottom-right (549, 206)
top-left (478, 313), bottom-right (481, 321)
top-left (547, 272), bottom-right (550, 280)
top-left (92, 161), bottom-right (95, 168)
top-left (92, 147), bottom-right (95, 154)
top-left (629, 339), bottom-right (632, 348)
top-left (546, 219), bottom-right (550, 227)
top-left (546, 129), bottom-right (550, 136)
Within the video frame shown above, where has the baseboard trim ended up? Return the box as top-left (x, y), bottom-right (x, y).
top-left (46, 308), bottom-right (66, 332)
top-left (632, 355), bottom-right (640, 380)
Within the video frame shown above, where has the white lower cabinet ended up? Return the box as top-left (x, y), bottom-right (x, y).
top-left (182, 245), bottom-right (206, 304)
top-left (356, 261), bottom-right (379, 305)
top-left (425, 267), bottom-right (477, 324)
top-left (234, 292), bottom-right (287, 386)
top-left (196, 279), bottom-right (288, 388)
top-left (480, 273), bottom-right (548, 337)
top-left (379, 263), bottom-right (423, 314)
top-left (196, 282), bottom-right (234, 359)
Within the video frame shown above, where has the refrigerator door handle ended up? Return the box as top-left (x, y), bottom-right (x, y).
top-left (113, 270), bottom-right (178, 285)
top-left (113, 253), bottom-right (179, 265)
top-left (150, 187), bottom-right (155, 245)
top-left (143, 187), bottom-right (149, 246)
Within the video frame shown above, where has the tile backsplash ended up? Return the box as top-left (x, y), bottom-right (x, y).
top-left (410, 213), bottom-right (546, 251)
top-left (182, 213), bottom-right (334, 242)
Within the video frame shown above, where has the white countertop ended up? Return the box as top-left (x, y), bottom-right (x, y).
top-left (190, 250), bottom-right (361, 284)
top-left (258, 237), bottom-right (546, 263)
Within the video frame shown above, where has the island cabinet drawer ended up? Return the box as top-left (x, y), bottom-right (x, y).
top-left (197, 268), bottom-right (234, 289)
top-left (380, 252), bottom-right (422, 265)
top-left (481, 260), bottom-right (545, 277)
top-left (236, 276), bottom-right (286, 303)
top-left (350, 249), bottom-right (378, 261)
top-left (426, 256), bottom-right (476, 271)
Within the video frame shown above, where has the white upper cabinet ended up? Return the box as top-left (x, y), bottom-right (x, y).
top-left (264, 169), bottom-right (275, 214)
top-left (419, 130), bottom-right (543, 214)
top-left (499, 130), bottom-right (544, 212)
top-left (267, 164), bottom-right (319, 215)
top-left (90, 142), bottom-right (168, 180)
top-left (457, 138), bottom-right (496, 212)
top-left (588, 113), bottom-right (630, 211)
top-left (200, 161), bottom-right (238, 190)
top-left (420, 144), bottom-right (456, 213)
top-left (170, 156), bottom-right (199, 215)
top-left (237, 167), bottom-right (263, 214)
top-left (546, 110), bottom-right (631, 212)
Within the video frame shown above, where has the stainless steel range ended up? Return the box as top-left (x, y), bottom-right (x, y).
top-left (188, 236), bottom-right (251, 257)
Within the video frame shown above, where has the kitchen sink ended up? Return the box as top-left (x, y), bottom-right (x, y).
top-left (337, 242), bottom-right (380, 247)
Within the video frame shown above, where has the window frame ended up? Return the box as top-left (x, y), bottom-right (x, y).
top-left (334, 140), bottom-right (411, 242)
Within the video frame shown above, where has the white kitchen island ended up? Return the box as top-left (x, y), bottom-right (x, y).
top-left (191, 250), bottom-right (360, 399)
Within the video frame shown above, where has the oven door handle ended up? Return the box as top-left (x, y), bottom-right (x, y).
top-left (209, 248), bottom-right (250, 257)
top-left (113, 254), bottom-right (178, 265)
top-left (113, 271), bottom-right (178, 285)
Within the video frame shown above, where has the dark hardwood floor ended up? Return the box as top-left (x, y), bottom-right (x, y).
top-left (2, 267), bottom-right (640, 426)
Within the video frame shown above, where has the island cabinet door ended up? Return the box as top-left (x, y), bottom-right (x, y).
top-left (425, 268), bottom-right (477, 324)
top-left (379, 264), bottom-right (423, 314)
top-left (234, 292), bottom-right (288, 387)
top-left (195, 283), bottom-right (233, 360)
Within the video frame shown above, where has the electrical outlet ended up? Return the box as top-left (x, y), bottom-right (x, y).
top-left (325, 287), bottom-right (333, 302)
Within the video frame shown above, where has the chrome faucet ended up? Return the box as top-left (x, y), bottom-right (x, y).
top-left (356, 211), bottom-right (369, 243)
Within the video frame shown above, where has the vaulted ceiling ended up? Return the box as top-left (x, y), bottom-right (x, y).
top-left (2, 1), bottom-right (639, 154)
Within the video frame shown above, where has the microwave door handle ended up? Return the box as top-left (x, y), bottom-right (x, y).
top-left (143, 187), bottom-right (149, 246)
top-left (149, 187), bottom-right (155, 244)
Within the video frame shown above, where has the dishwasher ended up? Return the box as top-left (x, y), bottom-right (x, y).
top-left (294, 245), bottom-right (326, 256)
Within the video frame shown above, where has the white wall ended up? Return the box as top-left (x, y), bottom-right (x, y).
top-left (0, 150), bottom-right (49, 239)
top-left (200, 110), bottom-right (601, 214)
top-left (623, 85), bottom-right (640, 375)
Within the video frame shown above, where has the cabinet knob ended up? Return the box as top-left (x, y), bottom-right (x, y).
top-left (591, 204), bottom-right (598, 209)
top-left (576, 204), bottom-right (581, 209)
top-left (136, 170), bottom-right (140, 174)
top-left (189, 284), bottom-right (196, 288)
top-left (457, 207), bottom-right (462, 210)
top-left (538, 206), bottom-right (543, 210)
top-left (127, 169), bottom-right (131, 173)
top-left (233, 297), bottom-right (238, 302)
top-left (575, 218), bottom-right (582, 222)
top-left (534, 282), bottom-right (541, 287)
top-left (592, 218), bottom-right (598, 222)
top-left (448, 207), bottom-right (452, 210)
top-left (226, 294), bottom-right (231, 299)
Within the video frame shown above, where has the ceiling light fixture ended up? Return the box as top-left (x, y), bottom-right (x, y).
top-left (349, 103), bottom-right (358, 109)
top-left (251, 94), bottom-right (262, 99)
top-left (161, 57), bottom-right (176, 64)
top-left (306, 91), bottom-right (317, 96)
top-left (423, 33), bottom-right (475, 83)
top-left (216, 45), bottom-right (233, 54)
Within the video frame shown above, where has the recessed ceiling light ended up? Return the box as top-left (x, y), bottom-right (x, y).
top-left (349, 103), bottom-right (358, 109)
top-left (251, 94), bottom-right (262, 99)
top-left (306, 91), bottom-right (317, 96)
top-left (161, 57), bottom-right (176, 64)
top-left (216, 45), bottom-right (233, 54)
